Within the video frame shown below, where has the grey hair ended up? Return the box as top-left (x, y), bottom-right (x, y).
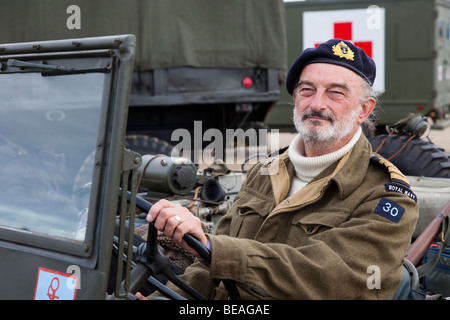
top-left (359, 80), bottom-right (380, 137)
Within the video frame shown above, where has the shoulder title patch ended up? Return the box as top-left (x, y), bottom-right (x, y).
top-left (385, 183), bottom-right (417, 202)
top-left (374, 198), bottom-right (405, 223)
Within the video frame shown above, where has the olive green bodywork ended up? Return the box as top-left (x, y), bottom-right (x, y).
top-left (266, 0), bottom-right (450, 130)
top-left (0, 0), bottom-right (286, 71)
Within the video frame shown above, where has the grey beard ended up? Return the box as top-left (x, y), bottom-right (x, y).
top-left (293, 107), bottom-right (360, 143)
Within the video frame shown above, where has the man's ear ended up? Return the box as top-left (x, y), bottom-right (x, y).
top-left (358, 97), bottom-right (376, 124)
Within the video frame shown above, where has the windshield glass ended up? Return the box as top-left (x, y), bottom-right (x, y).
top-left (0, 72), bottom-right (104, 241)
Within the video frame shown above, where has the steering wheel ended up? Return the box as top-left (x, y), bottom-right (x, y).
top-left (119, 190), bottom-right (210, 300)
top-left (131, 191), bottom-right (212, 263)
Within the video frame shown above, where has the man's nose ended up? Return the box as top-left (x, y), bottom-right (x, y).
top-left (309, 90), bottom-right (327, 112)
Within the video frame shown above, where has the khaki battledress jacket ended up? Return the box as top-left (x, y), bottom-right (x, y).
top-left (166, 134), bottom-right (418, 300)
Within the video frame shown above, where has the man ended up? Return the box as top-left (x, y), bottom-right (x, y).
top-left (145, 39), bottom-right (418, 299)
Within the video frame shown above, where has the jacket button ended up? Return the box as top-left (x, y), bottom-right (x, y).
top-left (307, 226), bottom-right (314, 234)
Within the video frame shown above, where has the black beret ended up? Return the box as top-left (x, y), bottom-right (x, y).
top-left (286, 38), bottom-right (376, 95)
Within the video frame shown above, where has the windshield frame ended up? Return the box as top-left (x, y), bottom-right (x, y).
top-left (0, 53), bottom-right (114, 258)
top-left (0, 35), bottom-right (136, 300)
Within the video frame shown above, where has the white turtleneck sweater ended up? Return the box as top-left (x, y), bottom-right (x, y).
top-left (287, 127), bottom-right (362, 197)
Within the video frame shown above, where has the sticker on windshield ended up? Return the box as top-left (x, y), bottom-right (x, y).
top-left (33, 267), bottom-right (78, 300)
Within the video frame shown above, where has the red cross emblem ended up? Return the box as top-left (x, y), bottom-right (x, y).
top-left (315, 22), bottom-right (373, 58)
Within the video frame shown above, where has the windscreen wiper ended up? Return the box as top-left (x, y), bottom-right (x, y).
top-left (7, 59), bottom-right (74, 72)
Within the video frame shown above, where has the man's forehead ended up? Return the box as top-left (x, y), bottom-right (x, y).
top-left (298, 63), bottom-right (363, 87)
top-left (298, 80), bottom-right (350, 92)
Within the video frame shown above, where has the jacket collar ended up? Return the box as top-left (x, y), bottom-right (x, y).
top-left (312, 133), bottom-right (372, 199)
top-left (265, 150), bottom-right (295, 205)
top-left (267, 132), bottom-right (371, 202)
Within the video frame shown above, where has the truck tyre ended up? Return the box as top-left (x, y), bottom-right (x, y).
top-left (368, 134), bottom-right (450, 178)
top-left (125, 134), bottom-right (175, 156)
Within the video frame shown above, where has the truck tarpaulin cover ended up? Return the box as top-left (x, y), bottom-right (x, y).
top-left (1, 0), bottom-right (287, 71)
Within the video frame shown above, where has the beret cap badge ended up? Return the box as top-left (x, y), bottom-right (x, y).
top-left (332, 41), bottom-right (354, 61)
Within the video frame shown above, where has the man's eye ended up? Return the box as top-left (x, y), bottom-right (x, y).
top-left (329, 90), bottom-right (344, 97)
top-left (299, 88), bottom-right (314, 95)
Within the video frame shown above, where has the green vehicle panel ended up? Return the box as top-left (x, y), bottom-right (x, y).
top-left (266, 0), bottom-right (450, 130)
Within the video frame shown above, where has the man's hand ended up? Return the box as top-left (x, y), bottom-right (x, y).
top-left (146, 199), bottom-right (209, 258)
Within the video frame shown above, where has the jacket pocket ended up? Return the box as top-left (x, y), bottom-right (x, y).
top-left (293, 209), bottom-right (350, 236)
top-left (229, 190), bottom-right (273, 238)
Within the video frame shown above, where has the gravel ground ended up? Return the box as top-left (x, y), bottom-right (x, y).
top-left (428, 124), bottom-right (450, 152)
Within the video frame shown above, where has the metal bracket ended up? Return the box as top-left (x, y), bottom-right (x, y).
top-left (114, 148), bottom-right (142, 298)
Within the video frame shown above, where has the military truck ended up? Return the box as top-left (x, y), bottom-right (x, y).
top-left (0, 0), bottom-right (287, 158)
top-left (266, 0), bottom-right (450, 130)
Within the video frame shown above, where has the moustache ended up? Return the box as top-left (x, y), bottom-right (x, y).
top-left (301, 110), bottom-right (335, 123)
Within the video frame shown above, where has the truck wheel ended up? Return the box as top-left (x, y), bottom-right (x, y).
top-left (125, 135), bottom-right (175, 156)
top-left (368, 134), bottom-right (450, 178)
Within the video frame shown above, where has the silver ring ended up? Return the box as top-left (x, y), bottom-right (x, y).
top-left (174, 215), bottom-right (182, 225)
